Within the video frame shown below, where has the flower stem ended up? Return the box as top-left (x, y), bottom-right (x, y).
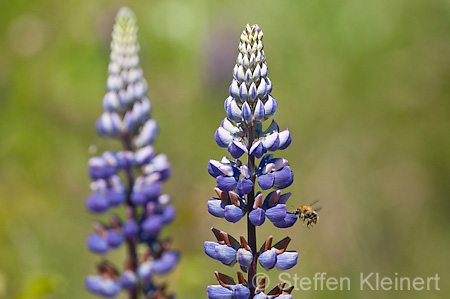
top-left (246, 124), bottom-right (257, 298)
top-left (122, 134), bottom-right (139, 299)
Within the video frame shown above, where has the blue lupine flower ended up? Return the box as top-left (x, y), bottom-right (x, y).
top-left (258, 236), bottom-right (298, 271)
top-left (205, 24), bottom-right (306, 298)
top-left (86, 7), bottom-right (178, 298)
top-left (256, 154), bottom-right (294, 190)
top-left (207, 271), bottom-right (251, 299)
top-left (86, 261), bottom-right (121, 297)
top-left (207, 188), bottom-right (245, 223)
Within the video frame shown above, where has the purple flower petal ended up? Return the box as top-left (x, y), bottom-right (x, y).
top-left (204, 241), bottom-right (220, 259)
top-left (161, 205), bottom-right (176, 224)
top-left (207, 198), bottom-right (226, 218)
top-left (215, 127), bottom-right (233, 148)
top-left (106, 230), bottom-right (124, 248)
top-left (273, 166), bottom-right (294, 189)
top-left (228, 140), bottom-right (248, 159)
top-left (216, 175), bottom-right (238, 192)
top-left (237, 248), bottom-right (253, 268)
top-left (257, 173), bottom-right (274, 190)
top-left (208, 159), bottom-right (223, 178)
top-left (234, 284), bottom-right (251, 299)
top-left (142, 181), bottom-right (163, 202)
top-left (278, 129), bottom-right (291, 150)
top-left (265, 204), bottom-right (287, 223)
top-left (142, 215), bottom-right (163, 237)
top-left (86, 233), bottom-right (109, 254)
top-left (242, 101), bottom-right (252, 123)
top-left (207, 285), bottom-right (233, 299)
top-left (249, 208), bottom-right (265, 226)
top-left (236, 178), bottom-right (253, 195)
top-left (137, 261), bottom-right (153, 281)
top-left (121, 270), bottom-right (138, 290)
top-left (85, 192), bottom-right (110, 213)
top-left (153, 251), bottom-right (179, 274)
top-left (259, 250), bottom-right (277, 270)
top-left (273, 213), bottom-right (298, 228)
top-left (224, 205), bottom-right (244, 223)
top-left (123, 219), bottom-right (139, 239)
top-left (226, 99), bottom-right (243, 122)
top-left (275, 251), bottom-right (298, 270)
top-left (215, 245), bottom-right (237, 265)
top-left (249, 140), bottom-right (266, 158)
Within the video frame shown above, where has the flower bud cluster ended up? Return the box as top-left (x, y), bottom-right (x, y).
top-left (85, 7), bottom-right (177, 298)
top-left (206, 24), bottom-right (300, 298)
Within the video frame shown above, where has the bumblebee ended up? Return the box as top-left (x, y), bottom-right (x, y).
top-left (294, 200), bottom-right (321, 228)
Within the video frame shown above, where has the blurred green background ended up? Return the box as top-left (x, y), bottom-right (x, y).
top-left (0, 0), bottom-right (449, 298)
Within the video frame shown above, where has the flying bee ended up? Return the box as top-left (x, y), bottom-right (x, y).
top-left (294, 200), bottom-right (321, 228)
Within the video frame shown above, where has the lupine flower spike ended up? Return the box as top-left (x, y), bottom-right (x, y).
top-left (86, 7), bottom-right (178, 298)
top-left (205, 24), bottom-right (307, 298)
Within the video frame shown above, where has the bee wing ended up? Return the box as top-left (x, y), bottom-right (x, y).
top-left (314, 207), bottom-right (322, 212)
top-left (309, 200), bottom-right (320, 207)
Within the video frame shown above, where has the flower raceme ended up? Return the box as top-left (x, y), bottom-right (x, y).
top-left (205, 24), bottom-right (301, 298)
top-left (85, 7), bottom-right (177, 299)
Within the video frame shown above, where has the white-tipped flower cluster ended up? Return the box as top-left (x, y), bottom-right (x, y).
top-left (226, 24), bottom-right (276, 124)
top-left (96, 8), bottom-right (157, 148)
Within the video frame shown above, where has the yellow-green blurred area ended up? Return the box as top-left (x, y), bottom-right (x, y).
top-left (0, 0), bottom-right (449, 298)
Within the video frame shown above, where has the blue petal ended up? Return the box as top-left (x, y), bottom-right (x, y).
top-left (215, 245), bottom-right (237, 265)
top-left (216, 175), bottom-right (238, 192)
top-left (273, 166), bottom-right (294, 189)
top-left (123, 219), bottom-right (139, 239)
top-left (153, 251), bottom-right (179, 274)
top-left (242, 101), bottom-right (252, 123)
top-left (204, 241), bottom-right (220, 259)
top-left (278, 129), bottom-right (291, 150)
top-left (106, 189), bottom-right (126, 206)
top-left (130, 190), bottom-right (147, 206)
top-left (259, 250), bottom-right (277, 270)
top-left (121, 270), bottom-right (138, 290)
top-left (207, 285), bottom-right (233, 299)
top-left (86, 233), bottom-right (109, 254)
top-left (248, 83), bottom-right (257, 102)
top-left (262, 132), bottom-right (280, 152)
top-left (278, 192), bottom-right (292, 205)
top-left (134, 145), bottom-right (155, 165)
top-left (257, 173), bottom-right (274, 190)
top-left (226, 99), bottom-right (243, 122)
top-left (273, 213), bottom-right (298, 228)
top-left (215, 127), bottom-right (234, 148)
top-left (249, 141), bottom-right (266, 158)
top-left (249, 208), bottom-right (266, 226)
top-left (237, 248), bottom-right (253, 268)
top-left (85, 193), bottom-right (110, 213)
top-left (229, 80), bottom-right (240, 99)
top-left (142, 215), bottom-right (163, 237)
top-left (253, 99), bottom-right (265, 122)
top-left (224, 205), bottom-right (244, 223)
top-left (162, 205), bottom-right (176, 224)
top-left (106, 230), bottom-right (124, 248)
top-left (234, 284), bottom-right (251, 299)
top-left (85, 276), bottom-right (103, 294)
top-left (137, 261), bottom-right (153, 281)
top-left (266, 204), bottom-right (287, 223)
top-left (207, 198), bottom-right (226, 218)
top-left (142, 181), bottom-right (163, 201)
top-left (208, 159), bottom-right (224, 178)
top-left (239, 83), bottom-right (249, 101)
top-left (228, 141), bottom-right (247, 159)
top-left (236, 178), bottom-right (253, 195)
top-left (264, 95), bottom-right (277, 117)
top-left (275, 251), bottom-right (298, 270)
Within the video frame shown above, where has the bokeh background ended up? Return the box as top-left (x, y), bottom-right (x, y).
top-left (0, 0), bottom-right (449, 298)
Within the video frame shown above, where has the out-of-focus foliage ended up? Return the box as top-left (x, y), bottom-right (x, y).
top-left (0, 0), bottom-right (448, 298)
